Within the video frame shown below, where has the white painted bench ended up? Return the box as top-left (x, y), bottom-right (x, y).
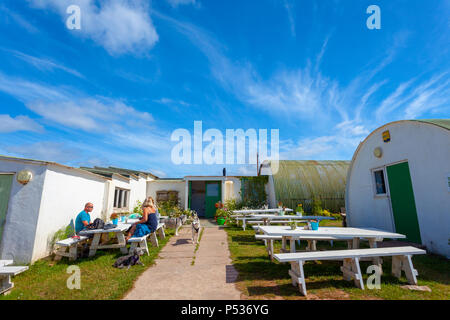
top-left (274, 246), bottom-right (426, 296)
top-left (0, 261), bottom-right (28, 295)
top-left (54, 236), bottom-right (89, 261)
top-left (127, 223), bottom-right (165, 255)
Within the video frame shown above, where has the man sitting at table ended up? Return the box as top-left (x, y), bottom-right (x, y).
top-left (75, 202), bottom-right (93, 234)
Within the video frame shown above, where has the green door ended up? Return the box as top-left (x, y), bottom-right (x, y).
top-left (386, 162), bottom-right (422, 243)
top-left (0, 174), bottom-right (13, 249)
top-left (205, 181), bottom-right (222, 218)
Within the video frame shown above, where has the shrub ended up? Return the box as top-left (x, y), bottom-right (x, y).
top-left (311, 196), bottom-right (323, 216)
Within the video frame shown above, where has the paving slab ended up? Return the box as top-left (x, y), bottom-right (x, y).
top-left (123, 225), bottom-right (241, 300)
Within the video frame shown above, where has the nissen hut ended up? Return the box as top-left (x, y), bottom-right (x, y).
top-left (345, 119), bottom-right (450, 258)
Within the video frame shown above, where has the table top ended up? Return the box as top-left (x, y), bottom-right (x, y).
top-left (237, 215), bottom-right (335, 220)
top-left (79, 223), bottom-right (131, 235)
top-left (232, 208), bottom-right (294, 214)
top-left (258, 226), bottom-right (406, 239)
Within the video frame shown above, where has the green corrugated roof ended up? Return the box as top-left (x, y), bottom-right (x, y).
top-left (268, 160), bottom-right (350, 212)
top-left (414, 119), bottom-right (450, 131)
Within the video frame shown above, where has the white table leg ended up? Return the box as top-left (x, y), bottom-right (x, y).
top-left (0, 275), bottom-right (13, 295)
top-left (89, 233), bottom-right (101, 257)
top-left (368, 238), bottom-right (383, 273)
top-left (289, 237), bottom-right (296, 253)
top-left (117, 232), bottom-right (128, 254)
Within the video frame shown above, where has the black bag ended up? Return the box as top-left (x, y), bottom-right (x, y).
top-left (86, 218), bottom-right (105, 230)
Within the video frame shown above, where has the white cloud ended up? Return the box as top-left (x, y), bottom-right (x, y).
top-left (5, 141), bottom-right (80, 163)
top-left (0, 6), bottom-right (39, 33)
top-left (5, 49), bottom-right (84, 78)
top-left (167, 0), bottom-right (197, 8)
top-left (0, 114), bottom-right (43, 133)
top-left (29, 0), bottom-right (159, 55)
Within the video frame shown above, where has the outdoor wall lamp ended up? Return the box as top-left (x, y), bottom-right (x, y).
top-left (17, 170), bottom-right (33, 185)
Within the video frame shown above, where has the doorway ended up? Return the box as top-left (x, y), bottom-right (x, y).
top-left (0, 174), bottom-right (13, 253)
top-left (189, 181), bottom-right (222, 218)
top-left (386, 162), bottom-right (422, 244)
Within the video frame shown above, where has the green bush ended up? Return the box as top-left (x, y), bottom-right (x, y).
top-left (311, 196), bottom-right (323, 216)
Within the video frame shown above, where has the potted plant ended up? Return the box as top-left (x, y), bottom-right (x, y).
top-left (120, 212), bottom-right (128, 223)
top-left (215, 207), bottom-right (228, 226)
top-left (295, 203), bottom-right (304, 216)
top-left (288, 221), bottom-right (297, 230)
top-left (110, 213), bottom-right (119, 225)
top-left (310, 219), bottom-right (319, 230)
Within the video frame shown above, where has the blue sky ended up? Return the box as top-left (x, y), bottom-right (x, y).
top-left (0, 0), bottom-right (448, 177)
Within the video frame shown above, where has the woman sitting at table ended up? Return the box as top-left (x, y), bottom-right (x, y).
top-left (125, 197), bottom-right (158, 241)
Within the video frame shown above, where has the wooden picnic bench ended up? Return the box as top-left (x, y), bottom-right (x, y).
top-left (54, 236), bottom-right (89, 261)
top-left (127, 223), bottom-right (166, 255)
top-left (274, 246), bottom-right (426, 296)
top-left (0, 260), bottom-right (28, 295)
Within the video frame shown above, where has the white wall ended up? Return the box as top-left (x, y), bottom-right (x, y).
top-left (32, 165), bottom-right (106, 262)
top-left (147, 180), bottom-right (186, 208)
top-left (128, 176), bottom-right (149, 213)
top-left (0, 160), bottom-right (47, 263)
top-left (347, 121), bottom-right (450, 258)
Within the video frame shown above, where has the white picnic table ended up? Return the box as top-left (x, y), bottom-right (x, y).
top-left (258, 225), bottom-right (405, 254)
top-left (235, 214), bottom-right (334, 231)
top-left (79, 222), bottom-right (131, 257)
top-left (232, 208), bottom-right (293, 216)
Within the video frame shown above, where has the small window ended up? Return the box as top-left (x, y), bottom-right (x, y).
top-left (113, 188), bottom-right (130, 209)
top-left (374, 170), bottom-right (386, 195)
top-left (206, 183), bottom-right (219, 196)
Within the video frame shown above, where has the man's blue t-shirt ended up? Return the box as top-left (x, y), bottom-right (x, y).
top-left (75, 210), bottom-right (91, 233)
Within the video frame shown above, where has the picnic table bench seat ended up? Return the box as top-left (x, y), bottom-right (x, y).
top-left (0, 260), bottom-right (13, 267)
top-left (0, 261), bottom-right (28, 295)
top-left (273, 246), bottom-right (426, 296)
top-left (127, 223), bottom-right (165, 255)
top-left (54, 236), bottom-right (89, 261)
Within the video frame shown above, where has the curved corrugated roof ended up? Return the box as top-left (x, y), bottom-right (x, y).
top-left (414, 119), bottom-right (450, 131)
top-left (268, 160), bottom-right (350, 212)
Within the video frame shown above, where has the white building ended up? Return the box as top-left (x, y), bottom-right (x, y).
top-left (345, 119), bottom-right (450, 258)
top-left (0, 156), bottom-right (243, 263)
top-left (0, 157), bottom-right (155, 263)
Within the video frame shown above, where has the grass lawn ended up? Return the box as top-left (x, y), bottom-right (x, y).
top-left (0, 229), bottom-right (174, 300)
top-left (225, 220), bottom-right (450, 300)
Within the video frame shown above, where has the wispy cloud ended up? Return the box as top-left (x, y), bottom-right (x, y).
top-left (0, 5), bottom-right (39, 33)
top-left (376, 72), bottom-right (450, 121)
top-left (29, 0), bottom-right (159, 55)
top-left (283, 0), bottom-right (296, 37)
top-left (166, 0), bottom-right (198, 8)
top-left (4, 49), bottom-right (84, 78)
top-left (5, 141), bottom-right (80, 163)
top-left (0, 114), bottom-right (43, 133)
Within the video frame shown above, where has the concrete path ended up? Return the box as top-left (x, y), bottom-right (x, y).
top-left (123, 221), bottom-right (241, 300)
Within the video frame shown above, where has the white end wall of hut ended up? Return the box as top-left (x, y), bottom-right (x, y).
top-left (347, 121), bottom-right (450, 258)
top-left (0, 160), bottom-right (47, 263)
top-left (32, 165), bottom-right (106, 262)
top-left (147, 180), bottom-right (186, 208)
